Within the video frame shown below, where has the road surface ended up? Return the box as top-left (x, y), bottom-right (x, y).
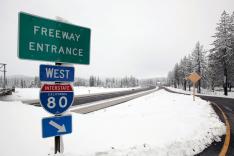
top-left (25, 86), bottom-right (156, 107)
top-left (72, 86), bottom-right (156, 106)
top-left (72, 87), bottom-right (158, 114)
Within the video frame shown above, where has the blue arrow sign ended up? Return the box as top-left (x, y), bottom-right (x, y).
top-left (42, 115), bottom-right (72, 138)
top-left (39, 64), bottom-right (75, 82)
top-left (40, 84), bottom-right (74, 115)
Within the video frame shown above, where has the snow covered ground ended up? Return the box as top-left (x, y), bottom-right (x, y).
top-left (0, 89), bottom-right (225, 156)
top-left (166, 86), bottom-right (234, 99)
top-left (0, 86), bottom-right (138, 101)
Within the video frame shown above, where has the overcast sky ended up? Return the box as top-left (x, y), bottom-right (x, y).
top-left (1, 0), bottom-right (234, 79)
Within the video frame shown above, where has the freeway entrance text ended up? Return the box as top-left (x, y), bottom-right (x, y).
top-left (18, 12), bottom-right (91, 64)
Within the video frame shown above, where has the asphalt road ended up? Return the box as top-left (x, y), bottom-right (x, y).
top-left (72, 86), bottom-right (156, 106)
top-left (197, 95), bottom-right (234, 156)
top-left (162, 87), bottom-right (234, 156)
top-left (72, 88), bottom-right (158, 114)
top-left (28, 86), bottom-right (156, 107)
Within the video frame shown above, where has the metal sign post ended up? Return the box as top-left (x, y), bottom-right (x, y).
top-left (55, 62), bottom-right (62, 154)
top-left (186, 72), bottom-right (201, 101)
top-left (193, 83), bottom-right (195, 101)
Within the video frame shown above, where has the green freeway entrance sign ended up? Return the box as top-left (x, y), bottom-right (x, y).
top-left (18, 12), bottom-right (91, 64)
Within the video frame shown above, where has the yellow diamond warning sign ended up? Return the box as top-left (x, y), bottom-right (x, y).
top-left (187, 72), bottom-right (201, 83)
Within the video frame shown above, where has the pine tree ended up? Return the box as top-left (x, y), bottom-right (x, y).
top-left (206, 52), bottom-right (223, 91)
top-left (173, 63), bottom-right (180, 88)
top-left (211, 11), bottom-right (233, 95)
top-left (178, 57), bottom-right (187, 90)
top-left (231, 12), bottom-right (234, 52)
top-left (167, 71), bottom-right (174, 86)
top-left (185, 54), bottom-right (193, 91)
top-left (191, 41), bottom-right (206, 93)
top-left (229, 12), bottom-right (234, 91)
top-left (89, 76), bottom-right (95, 87)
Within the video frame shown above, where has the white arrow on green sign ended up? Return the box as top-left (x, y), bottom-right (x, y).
top-left (18, 12), bottom-right (91, 64)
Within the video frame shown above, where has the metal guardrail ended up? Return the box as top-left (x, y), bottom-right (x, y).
top-left (0, 88), bottom-right (13, 96)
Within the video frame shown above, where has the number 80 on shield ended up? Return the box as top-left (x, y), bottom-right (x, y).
top-left (40, 84), bottom-right (74, 115)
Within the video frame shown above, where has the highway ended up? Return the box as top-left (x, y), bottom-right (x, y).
top-left (72, 87), bottom-right (156, 106)
top-left (71, 87), bottom-right (158, 114)
top-left (26, 86), bottom-right (156, 107)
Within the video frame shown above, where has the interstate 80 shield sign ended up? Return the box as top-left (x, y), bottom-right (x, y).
top-left (40, 84), bottom-right (74, 115)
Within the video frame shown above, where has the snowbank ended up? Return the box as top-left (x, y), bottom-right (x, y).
top-left (167, 86), bottom-right (234, 99)
top-left (0, 90), bottom-right (225, 156)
